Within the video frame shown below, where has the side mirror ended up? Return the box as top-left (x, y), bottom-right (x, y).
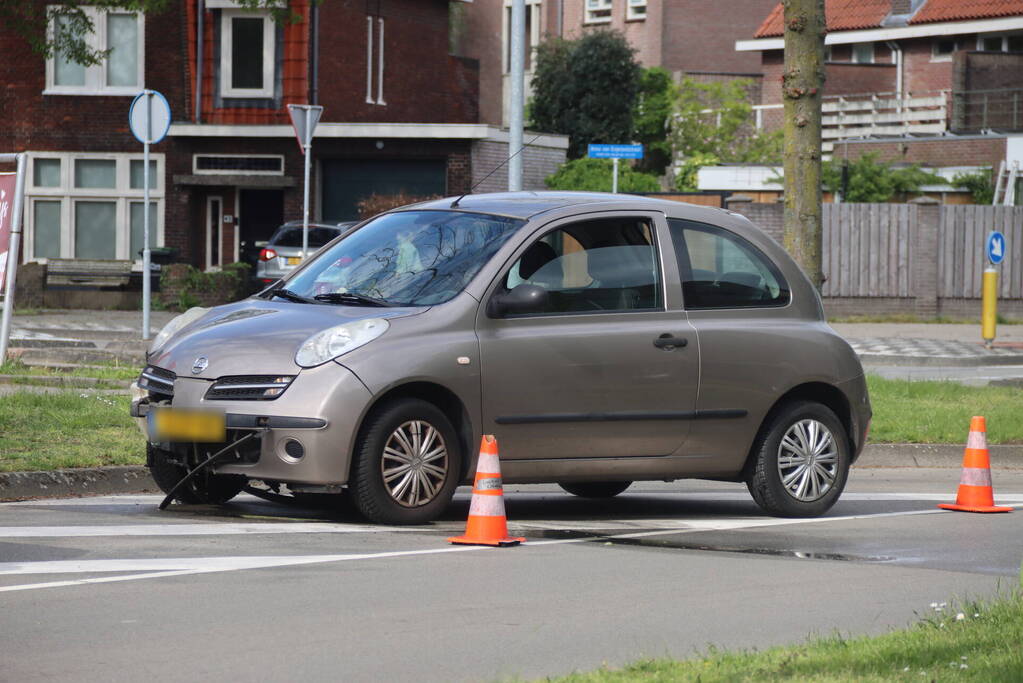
top-left (489, 284), bottom-right (549, 317)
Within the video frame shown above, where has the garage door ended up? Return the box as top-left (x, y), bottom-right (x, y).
top-left (321, 159), bottom-right (447, 221)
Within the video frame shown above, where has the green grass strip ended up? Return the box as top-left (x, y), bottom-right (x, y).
top-left (866, 375), bottom-right (1023, 444)
top-left (546, 594), bottom-right (1023, 682)
top-left (0, 359), bottom-right (139, 383)
top-left (0, 391), bottom-right (145, 472)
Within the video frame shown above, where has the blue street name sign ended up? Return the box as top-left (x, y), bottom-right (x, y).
top-left (587, 143), bottom-right (644, 159)
top-left (987, 230), bottom-right (1006, 265)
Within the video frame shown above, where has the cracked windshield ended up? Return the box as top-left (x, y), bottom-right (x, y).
top-left (285, 210), bottom-right (524, 306)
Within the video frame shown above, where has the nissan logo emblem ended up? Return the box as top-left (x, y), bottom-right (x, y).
top-left (191, 356), bottom-right (209, 374)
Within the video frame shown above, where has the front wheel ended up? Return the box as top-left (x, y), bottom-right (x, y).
top-left (351, 399), bottom-right (462, 524)
top-left (559, 481), bottom-right (632, 498)
top-left (745, 401), bottom-right (850, 518)
top-left (147, 444), bottom-right (246, 504)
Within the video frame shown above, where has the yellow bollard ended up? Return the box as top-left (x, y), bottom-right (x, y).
top-left (982, 266), bottom-right (998, 347)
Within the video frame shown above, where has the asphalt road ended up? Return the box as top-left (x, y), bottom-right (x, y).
top-left (2, 469), bottom-right (1023, 682)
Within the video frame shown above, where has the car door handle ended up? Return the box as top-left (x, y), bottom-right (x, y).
top-left (653, 334), bottom-right (688, 349)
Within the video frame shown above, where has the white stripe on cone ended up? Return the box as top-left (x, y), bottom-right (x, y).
top-left (477, 451), bottom-right (501, 474)
top-left (468, 493), bottom-right (507, 517)
top-left (966, 431), bottom-right (987, 450)
top-left (960, 467), bottom-right (993, 487)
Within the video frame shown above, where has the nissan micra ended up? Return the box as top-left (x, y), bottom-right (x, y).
top-left (132, 192), bottom-right (870, 524)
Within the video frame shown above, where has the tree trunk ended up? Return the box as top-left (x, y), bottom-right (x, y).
top-left (782, 0), bottom-right (826, 289)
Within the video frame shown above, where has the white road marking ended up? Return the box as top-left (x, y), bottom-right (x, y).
top-left (5, 502), bottom-right (1023, 593)
top-left (0, 522), bottom-right (415, 538)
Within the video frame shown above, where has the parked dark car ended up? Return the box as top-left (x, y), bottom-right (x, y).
top-left (254, 220), bottom-right (357, 285)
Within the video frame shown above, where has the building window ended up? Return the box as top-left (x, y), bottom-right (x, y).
top-left (932, 37), bottom-right (966, 60)
top-left (852, 42), bottom-right (874, 64)
top-left (46, 8), bottom-right (143, 95)
top-left (626, 0), bottom-right (647, 20)
top-left (585, 0), bottom-right (613, 24)
top-left (24, 153), bottom-right (164, 263)
top-left (824, 45), bottom-right (833, 61)
top-left (503, 0), bottom-right (541, 74)
top-left (220, 9), bottom-right (275, 98)
top-left (365, 14), bottom-right (386, 105)
top-left (977, 34), bottom-right (1023, 52)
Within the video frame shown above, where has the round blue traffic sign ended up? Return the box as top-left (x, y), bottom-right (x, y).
top-left (128, 90), bottom-right (171, 144)
top-left (987, 231), bottom-right (1006, 265)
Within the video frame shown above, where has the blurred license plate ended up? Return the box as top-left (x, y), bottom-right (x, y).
top-left (286, 256), bottom-right (302, 265)
top-left (149, 407), bottom-right (226, 443)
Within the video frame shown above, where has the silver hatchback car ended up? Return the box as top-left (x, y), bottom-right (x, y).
top-left (254, 220), bottom-right (356, 285)
top-left (133, 192), bottom-right (870, 524)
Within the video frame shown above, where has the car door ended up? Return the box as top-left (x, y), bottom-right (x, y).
top-left (475, 211), bottom-right (699, 468)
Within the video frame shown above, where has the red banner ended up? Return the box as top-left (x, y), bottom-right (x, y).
top-left (0, 173), bottom-right (15, 291)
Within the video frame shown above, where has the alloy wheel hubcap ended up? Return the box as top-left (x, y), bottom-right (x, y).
top-left (777, 419), bottom-right (838, 502)
top-left (381, 420), bottom-right (449, 507)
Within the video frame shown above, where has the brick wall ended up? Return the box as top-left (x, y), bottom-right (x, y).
top-left (470, 140), bottom-right (567, 193)
top-left (902, 38), bottom-right (954, 95)
top-left (832, 136), bottom-right (1006, 168)
top-left (661, 0), bottom-right (776, 74)
top-left (823, 63), bottom-right (897, 96)
top-left (952, 51), bottom-right (1023, 131)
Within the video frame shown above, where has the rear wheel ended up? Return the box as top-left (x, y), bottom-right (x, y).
top-left (351, 399), bottom-right (462, 524)
top-left (559, 481), bottom-right (632, 498)
top-left (147, 444), bottom-right (246, 505)
top-left (745, 401), bottom-right (850, 517)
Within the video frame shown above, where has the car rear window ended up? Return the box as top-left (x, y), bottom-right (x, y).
top-left (273, 227), bottom-right (340, 248)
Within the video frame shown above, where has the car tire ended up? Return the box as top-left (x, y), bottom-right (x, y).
top-left (147, 444), bottom-right (246, 505)
top-left (745, 401), bottom-right (850, 518)
top-left (559, 481), bottom-right (631, 498)
top-left (351, 398), bottom-right (462, 525)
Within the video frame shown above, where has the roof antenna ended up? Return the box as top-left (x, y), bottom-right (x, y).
top-left (451, 132), bottom-right (544, 208)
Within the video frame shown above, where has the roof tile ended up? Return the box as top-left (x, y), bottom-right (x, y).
top-left (755, 0), bottom-right (892, 38)
top-left (910, 0), bottom-right (1023, 24)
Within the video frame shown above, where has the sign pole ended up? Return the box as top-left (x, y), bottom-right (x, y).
top-left (302, 106), bottom-right (312, 261)
top-left (612, 158), bottom-right (619, 194)
top-left (982, 230), bottom-right (1006, 348)
top-left (142, 90), bottom-right (152, 340)
top-left (0, 152), bottom-right (28, 364)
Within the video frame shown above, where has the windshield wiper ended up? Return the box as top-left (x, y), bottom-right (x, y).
top-left (270, 288), bottom-right (316, 304)
top-left (313, 292), bottom-right (397, 307)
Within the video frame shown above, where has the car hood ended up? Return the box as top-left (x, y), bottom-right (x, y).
top-left (148, 298), bottom-right (424, 378)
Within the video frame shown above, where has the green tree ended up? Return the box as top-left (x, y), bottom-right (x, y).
top-left (530, 31), bottom-right (641, 159)
top-left (1, 0), bottom-right (297, 66)
top-left (670, 77), bottom-right (783, 162)
top-left (633, 67), bottom-right (675, 176)
top-left (670, 77), bottom-right (782, 191)
top-left (545, 158), bottom-right (660, 193)
top-left (822, 154), bottom-right (944, 202)
top-left (951, 168), bottom-right (995, 204)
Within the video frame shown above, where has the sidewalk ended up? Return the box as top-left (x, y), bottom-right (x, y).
top-left (3, 310), bottom-right (1023, 382)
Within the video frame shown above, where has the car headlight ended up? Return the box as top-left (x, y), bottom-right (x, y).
top-left (295, 318), bottom-right (389, 368)
top-left (149, 307), bottom-right (209, 354)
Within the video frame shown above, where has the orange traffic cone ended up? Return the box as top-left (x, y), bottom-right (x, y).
top-left (448, 435), bottom-right (525, 547)
top-left (938, 416), bottom-right (1012, 513)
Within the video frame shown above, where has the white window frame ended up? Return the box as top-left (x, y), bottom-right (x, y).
top-left (220, 9), bottom-right (276, 98)
top-left (585, 0), bottom-right (613, 25)
top-left (976, 33), bottom-right (1023, 52)
top-left (502, 0), bottom-right (542, 75)
top-left (851, 42), bottom-right (874, 64)
top-left (626, 0), bottom-right (647, 21)
top-left (23, 152), bottom-right (165, 265)
top-left (192, 154), bottom-right (285, 175)
top-left (931, 37), bottom-right (966, 61)
top-left (44, 7), bottom-right (144, 95)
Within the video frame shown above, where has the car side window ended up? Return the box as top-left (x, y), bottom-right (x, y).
top-left (668, 218), bottom-right (790, 310)
top-left (504, 217), bottom-right (662, 314)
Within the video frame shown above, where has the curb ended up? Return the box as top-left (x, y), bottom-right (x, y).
top-left (0, 466), bottom-right (158, 501)
top-left (858, 354), bottom-right (1023, 367)
top-left (855, 443), bottom-right (1022, 469)
top-left (2, 444), bottom-right (1021, 501)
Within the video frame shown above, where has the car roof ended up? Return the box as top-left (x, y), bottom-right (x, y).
top-left (403, 191), bottom-right (734, 223)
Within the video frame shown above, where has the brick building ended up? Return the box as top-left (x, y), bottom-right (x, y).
top-left (455, 0), bottom-right (777, 127)
top-left (0, 0), bottom-right (567, 272)
top-left (737, 0), bottom-right (1023, 167)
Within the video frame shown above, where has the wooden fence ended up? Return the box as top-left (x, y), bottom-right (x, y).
top-left (821, 203), bottom-right (914, 298)
top-left (939, 205), bottom-right (1023, 299)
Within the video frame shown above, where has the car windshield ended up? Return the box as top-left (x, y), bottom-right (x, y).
top-left (273, 227), bottom-right (340, 248)
top-left (282, 210), bottom-right (524, 306)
